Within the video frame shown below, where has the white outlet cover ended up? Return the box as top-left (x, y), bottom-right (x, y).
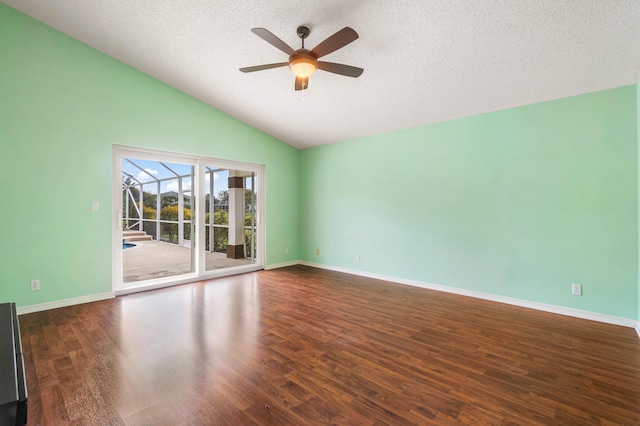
top-left (91, 202), bottom-right (99, 212)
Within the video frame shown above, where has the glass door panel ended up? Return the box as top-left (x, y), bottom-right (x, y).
top-left (122, 157), bottom-right (195, 283)
top-left (203, 166), bottom-right (257, 272)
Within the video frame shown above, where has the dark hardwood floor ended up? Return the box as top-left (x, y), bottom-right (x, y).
top-left (18, 265), bottom-right (640, 425)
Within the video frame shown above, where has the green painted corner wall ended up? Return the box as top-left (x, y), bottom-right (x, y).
top-left (300, 86), bottom-right (639, 320)
top-left (0, 4), bottom-right (299, 308)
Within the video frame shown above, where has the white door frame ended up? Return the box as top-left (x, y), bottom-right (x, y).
top-left (112, 145), bottom-right (265, 295)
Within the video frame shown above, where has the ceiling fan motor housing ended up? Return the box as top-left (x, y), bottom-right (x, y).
top-left (289, 49), bottom-right (318, 77)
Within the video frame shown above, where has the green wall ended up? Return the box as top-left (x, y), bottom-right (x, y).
top-left (1, 4), bottom-right (639, 322)
top-left (300, 86), bottom-right (638, 319)
top-left (0, 4), bottom-right (299, 308)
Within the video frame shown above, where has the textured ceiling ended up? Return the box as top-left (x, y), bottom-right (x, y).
top-left (3, 1), bottom-right (640, 149)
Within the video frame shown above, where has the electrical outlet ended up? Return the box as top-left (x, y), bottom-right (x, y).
top-left (355, 254), bottom-right (360, 262)
top-left (315, 248), bottom-right (320, 256)
top-left (91, 202), bottom-right (99, 212)
top-left (31, 280), bottom-right (40, 291)
top-left (285, 248), bottom-right (289, 255)
top-left (571, 283), bottom-right (582, 296)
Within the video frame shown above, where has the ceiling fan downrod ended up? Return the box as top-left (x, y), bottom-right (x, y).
top-left (297, 26), bottom-right (310, 49)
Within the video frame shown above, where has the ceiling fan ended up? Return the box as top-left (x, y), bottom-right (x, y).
top-left (240, 26), bottom-right (364, 91)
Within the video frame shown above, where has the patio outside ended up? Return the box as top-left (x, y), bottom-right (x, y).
top-left (121, 157), bottom-right (257, 284)
top-left (123, 239), bottom-right (251, 283)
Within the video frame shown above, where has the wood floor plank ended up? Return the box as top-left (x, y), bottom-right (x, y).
top-left (17, 265), bottom-right (640, 425)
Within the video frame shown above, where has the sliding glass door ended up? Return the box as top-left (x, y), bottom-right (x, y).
top-left (113, 146), bottom-right (264, 293)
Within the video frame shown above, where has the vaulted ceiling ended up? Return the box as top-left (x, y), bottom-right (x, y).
top-left (4, 1), bottom-right (640, 149)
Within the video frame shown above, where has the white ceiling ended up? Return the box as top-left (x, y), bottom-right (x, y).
top-left (4, 1), bottom-right (640, 149)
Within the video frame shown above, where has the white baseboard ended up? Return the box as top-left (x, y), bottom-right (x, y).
top-left (15, 262), bottom-right (640, 339)
top-left (17, 292), bottom-right (115, 315)
top-left (264, 260), bottom-right (301, 270)
top-left (299, 261), bottom-right (639, 330)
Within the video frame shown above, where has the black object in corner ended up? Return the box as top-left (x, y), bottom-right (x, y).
top-left (0, 303), bottom-right (27, 425)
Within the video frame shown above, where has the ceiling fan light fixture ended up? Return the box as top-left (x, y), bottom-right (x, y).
top-left (289, 55), bottom-right (317, 78)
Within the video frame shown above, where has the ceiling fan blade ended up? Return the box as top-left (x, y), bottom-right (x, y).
top-left (311, 27), bottom-right (359, 58)
top-left (251, 28), bottom-right (296, 56)
top-left (295, 76), bottom-right (309, 91)
top-left (240, 62), bottom-right (288, 73)
top-left (317, 61), bottom-right (364, 78)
